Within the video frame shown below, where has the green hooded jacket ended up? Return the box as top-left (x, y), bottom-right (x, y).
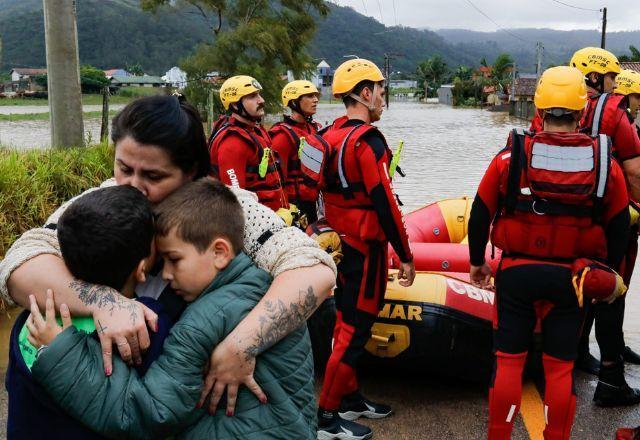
top-left (32, 253), bottom-right (317, 439)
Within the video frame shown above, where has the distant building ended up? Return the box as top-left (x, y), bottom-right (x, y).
top-left (390, 79), bottom-right (417, 89)
top-left (437, 84), bottom-right (454, 105)
top-left (621, 62), bottom-right (640, 73)
top-left (510, 74), bottom-right (538, 120)
top-left (164, 66), bottom-right (187, 88)
top-left (104, 69), bottom-right (131, 79)
top-left (10, 68), bottom-right (47, 82)
top-left (111, 75), bottom-right (166, 88)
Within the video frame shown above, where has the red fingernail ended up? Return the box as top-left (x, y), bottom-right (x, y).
top-left (105, 368), bottom-right (111, 376)
top-left (260, 396), bottom-right (268, 404)
top-left (226, 410), bottom-right (233, 417)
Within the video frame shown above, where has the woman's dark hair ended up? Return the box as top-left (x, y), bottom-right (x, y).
top-left (112, 95), bottom-right (210, 179)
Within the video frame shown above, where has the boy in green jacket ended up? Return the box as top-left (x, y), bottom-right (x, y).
top-left (27, 178), bottom-right (317, 439)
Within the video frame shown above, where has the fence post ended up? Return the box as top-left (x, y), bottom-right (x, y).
top-left (100, 86), bottom-right (109, 143)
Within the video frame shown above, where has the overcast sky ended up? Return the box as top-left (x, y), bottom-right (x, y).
top-left (330, 0), bottom-right (638, 32)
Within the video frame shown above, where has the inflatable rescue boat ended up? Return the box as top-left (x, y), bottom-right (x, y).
top-left (309, 198), bottom-right (501, 381)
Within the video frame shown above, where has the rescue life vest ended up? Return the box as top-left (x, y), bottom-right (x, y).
top-left (581, 93), bottom-right (626, 141)
top-left (269, 120), bottom-right (325, 204)
top-left (491, 129), bottom-right (611, 260)
top-left (208, 116), bottom-right (287, 211)
top-left (319, 116), bottom-right (394, 241)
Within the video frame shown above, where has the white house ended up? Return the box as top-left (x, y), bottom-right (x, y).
top-left (163, 66), bottom-right (187, 89)
top-left (11, 68), bottom-right (47, 82)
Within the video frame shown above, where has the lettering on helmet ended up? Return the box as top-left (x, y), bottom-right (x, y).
top-left (223, 86), bottom-right (238, 98)
top-left (226, 168), bottom-right (239, 187)
top-left (446, 278), bottom-right (495, 305)
top-left (377, 303), bottom-right (423, 321)
top-left (587, 55), bottom-right (611, 69)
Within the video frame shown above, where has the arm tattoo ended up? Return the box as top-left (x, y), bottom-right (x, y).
top-left (244, 285), bottom-right (318, 360)
top-left (69, 279), bottom-right (139, 324)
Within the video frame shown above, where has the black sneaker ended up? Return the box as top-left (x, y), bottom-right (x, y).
top-left (339, 392), bottom-right (393, 421)
top-left (317, 410), bottom-right (373, 440)
top-left (623, 346), bottom-right (640, 365)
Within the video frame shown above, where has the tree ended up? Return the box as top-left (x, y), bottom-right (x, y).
top-left (125, 63), bottom-right (145, 76)
top-left (619, 45), bottom-right (640, 62)
top-left (415, 54), bottom-right (449, 98)
top-left (79, 65), bottom-right (110, 93)
top-left (141, 0), bottom-right (329, 114)
top-left (490, 53), bottom-right (514, 94)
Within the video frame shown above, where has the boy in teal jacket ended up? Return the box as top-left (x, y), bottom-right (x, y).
top-left (27, 179), bottom-right (317, 439)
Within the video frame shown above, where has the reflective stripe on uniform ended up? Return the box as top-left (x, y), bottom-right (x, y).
top-left (531, 142), bottom-right (594, 172)
top-left (591, 93), bottom-right (609, 137)
top-left (300, 143), bottom-right (324, 174)
top-left (597, 134), bottom-right (610, 198)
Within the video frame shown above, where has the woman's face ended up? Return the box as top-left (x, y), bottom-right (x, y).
top-left (114, 136), bottom-right (194, 204)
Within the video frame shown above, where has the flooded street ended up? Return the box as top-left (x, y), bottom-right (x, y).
top-left (0, 101), bottom-right (639, 438)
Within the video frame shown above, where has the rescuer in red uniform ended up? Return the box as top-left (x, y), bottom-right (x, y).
top-left (315, 59), bottom-right (416, 440)
top-left (567, 48), bottom-right (640, 405)
top-left (469, 66), bottom-right (630, 439)
top-left (209, 75), bottom-right (287, 211)
top-left (270, 80), bottom-right (322, 225)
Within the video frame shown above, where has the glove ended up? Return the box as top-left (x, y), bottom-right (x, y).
top-left (314, 231), bottom-right (343, 265)
top-left (276, 204), bottom-right (301, 227)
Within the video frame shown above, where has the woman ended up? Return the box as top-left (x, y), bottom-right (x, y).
top-left (0, 95), bottom-right (336, 415)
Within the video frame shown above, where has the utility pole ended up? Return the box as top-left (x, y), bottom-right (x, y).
top-left (384, 53), bottom-right (390, 109)
top-left (43, 0), bottom-right (84, 147)
top-left (511, 62), bottom-right (517, 102)
top-left (600, 7), bottom-right (607, 49)
top-left (536, 42), bottom-right (543, 81)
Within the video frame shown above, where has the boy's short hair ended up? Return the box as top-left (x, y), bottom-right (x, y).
top-left (58, 185), bottom-right (154, 291)
top-left (342, 80), bottom-right (380, 107)
top-left (154, 179), bottom-right (245, 254)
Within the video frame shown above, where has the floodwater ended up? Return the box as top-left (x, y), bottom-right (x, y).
top-left (1, 102), bottom-right (639, 438)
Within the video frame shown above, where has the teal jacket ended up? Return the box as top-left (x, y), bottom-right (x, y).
top-left (32, 253), bottom-right (317, 439)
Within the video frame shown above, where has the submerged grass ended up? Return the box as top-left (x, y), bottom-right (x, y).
top-left (0, 143), bottom-right (114, 256)
top-left (0, 110), bottom-right (117, 122)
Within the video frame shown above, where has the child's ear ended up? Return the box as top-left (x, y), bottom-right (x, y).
top-left (210, 238), bottom-right (233, 269)
top-left (135, 259), bottom-right (147, 284)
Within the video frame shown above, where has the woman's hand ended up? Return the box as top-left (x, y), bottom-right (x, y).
top-left (470, 263), bottom-right (494, 291)
top-left (198, 337), bottom-right (266, 416)
top-left (26, 289), bottom-right (72, 348)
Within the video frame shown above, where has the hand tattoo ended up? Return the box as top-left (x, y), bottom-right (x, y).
top-left (96, 319), bottom-right (108, 334)
top-left (244, 286), bottom-right (317, 360)
top-left (69, 279), bottom-right (139, 324)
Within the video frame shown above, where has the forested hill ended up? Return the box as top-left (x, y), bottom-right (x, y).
top-left (0, 0), bottom-right (638, 75)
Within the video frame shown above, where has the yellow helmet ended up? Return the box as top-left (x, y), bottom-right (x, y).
top-left (614, 69), bottom-right (640, 95)
top-left (219, 75), bottom-right (263, 110)
top-left (570, 47), bottom-right (621, 76)
top-left (332, 58), bottom-right (385, 98)
top-left (282, 80), bottom-right (319, 107)
top-left (534, 66), bottom-right (588, 111)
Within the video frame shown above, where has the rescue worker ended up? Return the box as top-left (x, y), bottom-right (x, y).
top-left (270, 80), bottom-right (322, 225)
top-left (468, 66), bottom-right (630, 439)
top-left (316, 58), bottom-right (416, 440)
top-left (569, 48), bottom-right (640, 404)
top-left (615, 69), bottom-right (640, 136)
top-left (209, 75), bottom-right (288, 211)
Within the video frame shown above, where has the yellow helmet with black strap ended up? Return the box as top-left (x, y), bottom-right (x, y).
top-left (570, 47), bottom-right (621, 76)
top-left (282, 80), bottom-right (319, 107)
top-left (332, 58), bottom-right (384, 98)
top-left (219, 75), bottom-right (263, 111)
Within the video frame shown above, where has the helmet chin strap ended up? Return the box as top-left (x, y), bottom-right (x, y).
top-left (289, 101), bottom-right (314, 123)
top-left (348, 82), bottom-right (380, 113)
top-left (234, 101), bottom-right (262, 124)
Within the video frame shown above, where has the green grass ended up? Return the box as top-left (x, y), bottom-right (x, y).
top-left (0, 110), bottom-right (118, 122)
top-left (0, 143), bottom-right (114, 257)
top-left (0, 89), bottom-right (166, 107)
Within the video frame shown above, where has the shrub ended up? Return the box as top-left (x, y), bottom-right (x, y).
top-left (0, 143), bottom-right (114, 256)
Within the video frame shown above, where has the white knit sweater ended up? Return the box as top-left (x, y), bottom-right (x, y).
top-left (0, 179), bottom-right (336, 307)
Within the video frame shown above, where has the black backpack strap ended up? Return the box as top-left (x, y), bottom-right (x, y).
top-left (504, 128), bottom-right (527, 215)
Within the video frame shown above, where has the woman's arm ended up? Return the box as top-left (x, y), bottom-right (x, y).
top-left (203, 188), bottom-right (336, 413)
top-left (0, 181), bottom-right (156, 372)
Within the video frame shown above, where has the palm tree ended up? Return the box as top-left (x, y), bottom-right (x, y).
top-left (416, 54), bottom-right (449, 97)
top-left (491, 53), bottom-right (514, 94)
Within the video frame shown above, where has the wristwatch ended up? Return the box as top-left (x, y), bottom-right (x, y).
top-left (36, 344), bottom-right (48, 359)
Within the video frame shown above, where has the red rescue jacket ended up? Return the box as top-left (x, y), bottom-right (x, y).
top-left (209, 116), bottom-right (287, 211)
top-left (269, 117), bottom-right (321, 204)
top-left (491, 129), bottom-right (611, 260)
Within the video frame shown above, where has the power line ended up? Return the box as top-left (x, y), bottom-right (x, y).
top-left (361, 0), bottom-right (368, 15)
top-left (376, 0), bottom-right (384, 25)
top-left (463, 0), bottom-right (532, 43)
top-left (392, 0), bottom-right (398, 26)
top-left (546, 0), bottom-right (601, 12)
